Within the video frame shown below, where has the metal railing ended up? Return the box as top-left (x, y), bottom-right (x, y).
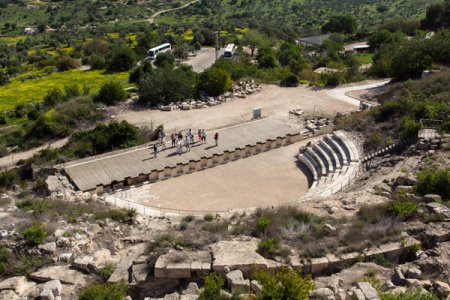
top-left (103, 193), bottom-right (231, 217)
top-left (299, 165), bottom-right (359, 202)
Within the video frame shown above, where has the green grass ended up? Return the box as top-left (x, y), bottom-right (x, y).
top-left (354, 53), bottom-right (374, 65)
top-left (0, 69), bottom-right (130, 111)
top-left (0, 36), bottom-right (27, 45)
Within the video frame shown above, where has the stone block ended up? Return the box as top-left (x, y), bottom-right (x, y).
top-left (165, 263), bottom-right (191, 279)
top-left (132, 264), bottom-right (150, 283)
top-left (364, 247), bottom-right (383, 259)
top-left (379, 242), bottom-right (403, 261)
top-left (357, 282), bottom-right (379, 299)
top-left (311, 257), bottom-right (329, 274)
top-left (44, 280), bottom-right (62, 296)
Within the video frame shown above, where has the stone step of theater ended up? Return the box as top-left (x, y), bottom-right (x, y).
top-left (59, 118), bottom-right (304, 194)
top-left (298, 130), bottom-right (361, 200)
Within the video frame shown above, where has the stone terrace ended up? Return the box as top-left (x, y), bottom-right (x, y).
top-left (61, 118), bottom-right (300, 192)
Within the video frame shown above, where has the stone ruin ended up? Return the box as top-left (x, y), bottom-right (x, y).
top-left (159, 80), bottom-right (262, 111)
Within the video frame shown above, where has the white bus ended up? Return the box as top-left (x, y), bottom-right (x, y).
top-left (147, 43), bottom-right (172, 60)
top-left (224, 43), bottom-right (235, 58)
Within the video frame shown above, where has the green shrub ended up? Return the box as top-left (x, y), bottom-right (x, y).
top-left (79, 281), bottom-right (128, 300)
top-left (387, 199), bottom-right (417, 219)
top-left (95, 81), bottom-right (127, 106)
top-left (254, 267), bottom-right (315, 300)
top-left (199, 67), bottom-right (233, 96)
top-left (99, 264), bottom-right (116, 281)
top-left (415, 168), bottom-right (450, 200)
top-left (320, 71), bottom-right (346, 86)
top-left (199, 273), bottom-right (224, 300)
top-left (280, 73), bottom-right (299, 87)
top-left (258, 238), bottom-right (279, 256)
top-left (0, 169), bottom-right (18, 188)
top-left (0, 243), bottom-right (11, 274)
top-left (21, 222), bottom-right (47, 245)
top-left (14, 255), bottom-right (50, 276)
top-left (380, 289), bottom-right (438, 300)
top-left (203, 214), bottom-right (214, 222)
top-left (257, 216), bottom-right (271, 233)
top-left (183, 215), bottom-right (194, 222)
top-left (401, 116), bottom-right (421, 138)
top-left (369, 254), bottom-right (392, 267)
top-left (202, 221), bottom-right (228, 233)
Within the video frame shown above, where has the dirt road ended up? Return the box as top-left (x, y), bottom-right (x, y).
top-left (149, 0), bottom-right (199, 24)
top-left (0, 138), bottom-right (68, 169)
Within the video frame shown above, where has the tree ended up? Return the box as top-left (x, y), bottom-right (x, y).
top-left (321, 15), bottom-right (357, 34)
top-left (242, 30), bottom-right (266, 56)
top-left (154, 52), bottom-right (175, 69)
top-left (173, 45), bottom-right (189, 62)
top-left (199, 67), bottom-right (232, 96)
top-left (379, 18), bottom-right (420, 36)
top-left (82, 38), bottom-right (109, 56)
top-left (254, 268), bottom-right (315, 300)
top-left (138, 66), bottom-right (196, 106)
top-left (107, 44), bottom-right (136, 72)
top-left (129, 60), bottom-right (153, 84)
top-left (390, 40), bottom-right (432, 80)
top-left (421, 0), bottom-right (450, 30)
top-left (44, 88), bottom-right (65, 107)
top-left (258, 54), bottom-right (277, 69)
top-left (56, 56), bottom-right (79, 72)
top-left (95, 81), bottom-right (127, 106)
top-left (88, 55), bottom-right (106, 70)
top-left (369, 30), bottom-right (394, 50)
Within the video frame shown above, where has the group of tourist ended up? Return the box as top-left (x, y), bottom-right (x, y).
top-left (152, 128), bottom-right (219, 158)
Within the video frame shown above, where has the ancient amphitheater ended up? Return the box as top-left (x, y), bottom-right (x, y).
top-left (58, 118), bottom-right (362, 216)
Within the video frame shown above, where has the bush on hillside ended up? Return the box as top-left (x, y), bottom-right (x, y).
top-left (95, 81), bottom-right (127, 106)
top-left (254, 268), bottom-right (315, 300)
top-left (415, 168), bottom-right (450, 200)
top-left (56, 56), bottom-right (80, 72)
top-left (20, 222), bottom-right (47, 245)
top-left (199, 273), bottom-right (224, 300)
top-left (107, 44), bottom-right (136, 72)
top-left (67, 121), bottom-right (140, 157)
top-left (79, 281), bottom-right (127, 300)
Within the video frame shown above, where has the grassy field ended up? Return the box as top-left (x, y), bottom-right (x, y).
top-left (0, 69), bottom-right (130, 111)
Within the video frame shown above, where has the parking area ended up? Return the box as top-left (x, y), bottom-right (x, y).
top-left (183, 47), bottom-right (224, 72)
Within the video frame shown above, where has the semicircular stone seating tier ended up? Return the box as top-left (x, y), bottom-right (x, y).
top-left (298, 131), bottom-right (360, 200)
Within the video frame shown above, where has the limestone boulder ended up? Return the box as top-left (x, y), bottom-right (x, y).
top-left (434, 281), bottom-right (450, 298)
top-left (394, 175), bottom-right (416, 186)
top-left (310, 287), bottom-right (335, 299)
top-left (39, 242), bottom-right (57, 254)
top-left (210, 238), bottom-right (269, 276)
top-left (182, 282), bottom-right (199, 295)
top-left (0, 290), bottom-right (20, 300)
top-left (356, 282), bottom-right (379, 300)
top-left (226, 269), bottom-right (250, 294)
top-left (405, 267), bottom-right (422, 279)
top-left (30, 265), bottom-right (90, 286)
top-left (423, 194), bottom-right (442, 203)
top-left (0, 276), bottom-right (36, 295)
